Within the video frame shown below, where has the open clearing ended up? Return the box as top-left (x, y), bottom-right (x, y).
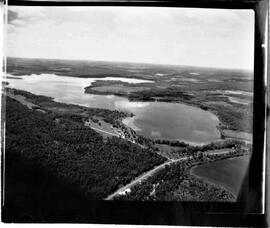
top-left (85, 118), bottom-right (121, 138)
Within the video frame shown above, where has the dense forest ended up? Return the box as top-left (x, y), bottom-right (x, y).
top-left (4, 96), bottom-right (166, 202)
top-left (154, 138), bottom-right (248, 160)
top-left (8, 88), bottom-right (133, 125)
top-left (113, 151), bottom-right (247, 202)
top-left (85, 82), bottom-right (253, 133)
top-left (85, 83), bottom-right (194, 102)
top-left (154, 138), bottom-right (246, 150)
top-left (206, 103), bottom-right (253, 133)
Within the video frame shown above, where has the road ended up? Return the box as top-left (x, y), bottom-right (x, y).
top-left (104, 156), bottom-right (191, 200)
top-left (89, 126), bottom-right (119, 137)
top-left (6, 92), bottom-right (38, 109)
top-left (104, 148), bottom-right (239, 200)
top-left (90, 126), bottom-right (146, 148)
top-left (6, 91), bottom-right (239, 200)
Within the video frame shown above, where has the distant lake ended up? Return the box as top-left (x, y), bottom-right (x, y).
top-left (190, 155), bottom-right (251, 197)
top-left (6, 73), bottom-right (221, 144)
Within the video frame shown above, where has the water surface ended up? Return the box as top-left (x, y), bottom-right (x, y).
top-left (190, 155), bottom-right (251, 196)
top-left (6, 73), bottom-right (221, 144)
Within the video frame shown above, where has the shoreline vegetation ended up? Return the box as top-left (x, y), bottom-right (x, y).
top-left (4, 90), bottom-right (166, 199)
top-left (4, 58), bottom-right (253, 210)
top-left (4, 87), bottom-right (251, 203)
top-left (113, 152), bottom-right (249, 202)
top-left (84, 79), bottom-right (253, 135)
top-left (112, 145), bottom-right (250, 201)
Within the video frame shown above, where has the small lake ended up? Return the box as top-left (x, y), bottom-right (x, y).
top-left (190, 155), bottom-right (251, 197)
top-left (5, 73), bottom-right (221, 144)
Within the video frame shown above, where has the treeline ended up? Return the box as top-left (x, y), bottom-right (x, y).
top-left (84, 83), bottom-right (194, 103)
top-left (5, 96), bottom-right (166, 200)
top-left (218, 106), bottom-right (253, 133)
top-left (201, 102), bottom-right (253, 133)
top-left (163, 139), bottom-right (246, 159)
top-left (8, 88), bottom-right (131, 126)
top-left (114, 157), bottom-right (235, 202)
top-left (128, 87), bottom-right (194, 102)
top-left (197, 139), bottom-right (244, 151)
top-left (154, 139), bottom-right (189, 147)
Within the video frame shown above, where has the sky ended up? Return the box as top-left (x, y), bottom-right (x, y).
top-left (7, 6), bottom-right (254, 70)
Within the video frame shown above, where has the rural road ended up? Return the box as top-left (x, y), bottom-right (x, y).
top-left (89, 126), bottom-right (119, 137)
top-left (104, 149), bottom-right (238, 200)
top-left (104, 156), bottom-right (191, 200)
top-left (90, 126), bottom-right (146, 148)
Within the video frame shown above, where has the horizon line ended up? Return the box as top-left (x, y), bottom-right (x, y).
top-left (6, 55), bottom-right (254, 72)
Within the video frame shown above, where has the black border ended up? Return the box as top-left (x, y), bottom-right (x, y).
top-left (2, 0), bottom-right (269, 226)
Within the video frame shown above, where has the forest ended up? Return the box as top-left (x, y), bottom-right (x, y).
top-left (114, 158), bottom-right (235, 202)
top-left (153, 138), bottom-right (248, 160)
top-left (7, 88), bottom-right (132, 126)
top-left (4, 96), bottom-right (166, 201)
top-left (113, 149), bottom-right (249, 202)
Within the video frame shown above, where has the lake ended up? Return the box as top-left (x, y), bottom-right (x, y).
top-left (5, 73), bottom-right (221, 144)
top-left (190, 155), bottom-right (251, 197)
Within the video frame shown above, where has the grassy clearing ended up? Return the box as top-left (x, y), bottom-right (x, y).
top-left (85, 118), bottom-right (120, 138)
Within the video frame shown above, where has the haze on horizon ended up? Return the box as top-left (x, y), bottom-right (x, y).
top-left (7, 6), bottom-right (254, 70)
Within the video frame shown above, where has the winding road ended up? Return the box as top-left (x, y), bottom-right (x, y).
top-left (104, 156), bottom-right (192, 200)
top-left (6, 92), bottom-right (239, 201)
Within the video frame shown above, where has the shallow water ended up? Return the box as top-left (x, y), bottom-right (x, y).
top-left (6, 73), bottom-right (221, 144)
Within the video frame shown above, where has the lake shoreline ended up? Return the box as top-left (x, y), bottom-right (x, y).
top-left (83, 81), bottom-right (249, 144)
top-left (189, 154), bottom-right (251, 199)
top-left (4, 84), bottom-right (251, 203)
top-left (6, 73), bottom-right (222, 144)
top-left (84, 84), bottom-right (254, 143)
top-left (5, 73), bottom-right (251, 145)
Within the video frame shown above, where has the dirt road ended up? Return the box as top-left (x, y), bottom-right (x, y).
top-left (105, 156), bottom-right (191, 200)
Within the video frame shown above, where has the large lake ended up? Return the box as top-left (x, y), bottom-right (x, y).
top-left (6, 73), bottom-right (221, 144)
